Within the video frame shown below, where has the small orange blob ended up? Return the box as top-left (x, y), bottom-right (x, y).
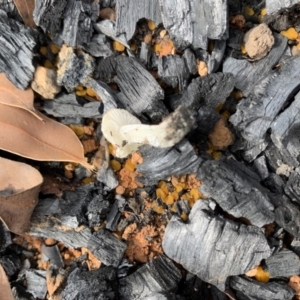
top-left (281, 27), bottom-right (298, 40)
top-left (124, 158), bottom-right (136, 172)
top-left (153, 205), bottom-right (164, 214)
top-left (164, 194), bottom-right (175, 205)
top-left (255, 266), bottom-right (270, 282)
top-left (40, 46), bottom-right (47, 56)
top-left (86, 87), bottom-right (97, 98)
top-left (156, 188), bottom-right (167, 199)
top-left (110, 159), bottom-right (122, 171)
top-left (148, 20), bottom-right (156, 30)
top-left (113, 41), bottom-right (125, 52)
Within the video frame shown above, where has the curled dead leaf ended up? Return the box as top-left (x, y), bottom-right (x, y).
top-left (0, 157), bottom-right (43, 234)
top-left (0, 104), bottom-right (93, 170)
top-left (13, 0), bottom-right (36, 28)
top-left (0, 73), bottom-right (42, 120)
top-left (0, 264), bottom-right (14, 300)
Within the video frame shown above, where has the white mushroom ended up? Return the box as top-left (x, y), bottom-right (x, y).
top-left (101, 106), bottom-right (195, 158)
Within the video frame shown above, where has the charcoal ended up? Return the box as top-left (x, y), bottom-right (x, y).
top-left (275, 199), bottom-right (300, 237)
top-left (198, 158), bottom-right (275, 227)
top-left (83, 33), bottom-right (113, 57)
top-left (0, 254), bottom-right (21, 278)
top-left (263, 13), bottom-right (292, 32)
top-left (0, 220), bottom-right (11, 251)
top-left (101, 0), bottom-right (116, 8)
top-left (41, 244), bottom-right (64, 267)
top-left (169, 73), bottom-right (235, 111)
top-left (265, 143), bottom-right (298, 172)
top-left (33, 0), bottom-right (68, 35)
top-left (119, 255), bottom-right (181, 300)
top-left (230, 276), bottom-right (294, 300)
top-left (159, 0), bottom-right (228, 50)
top-left (223, 33), bottom-right (287, 97)
top-left (139, 42), bottom-right (151, 65)
top-left (253, 155), bottom-right (269, 180)
top-left (30, 199), bottom-right (92, 248)
top-left (87, 229), bottom-right (126, 267)
top-left (12, 285), bottom-right (35, 300)
top-left (162, 200), bottom-right (271, 291)
top-left (291, 238), bottom-right (300, 256)
top-left (227, 28), bottom-right (245, 50)
top-left (158, 55), bottom-right (191, 91)
top-left (25, 270), bottom-right (47, 299)
top-left (0, 0), bottom-right (14, 13)
top-left (85, 78), bottom-right (120, 113)
top-left (0, 10), bottom-right (36, 89)
top-left (57, 45), bottom-right (95, 92)
top-left (265, 248), bottom-right (300, 278)
top-left (183, 48), bottom-right (198, 75)
top-left (87, 194), bottom-right (110, 227)
top-left (97, 162), bottom-right (119, 190)
top-left (179, 273), bottom-right (212, 300)
top-left (61, 266), bottom-right (118, 300)
top-left (271, 90), bottom-right (300, 159)
top-left (137, 140), bottom-right (201, 186)
top-left (94, 56), bottom-right (117, 81)
top-left (106, 195), bottom-right (126, 231)
top-left (266, 0), bottom-right (299, 14)
top-left (263, 173), bottom-right (285, 195)
top-left (207, 40), bottom-right (227, 73)
top-left (94, 19), bottom-right (129, 48)
top-left (284, 167), bottom-right (300, 203)
top-left (144, 293), bottom-right (184, 300)
top-left (115, 0), bottom-right (162, 41)
top-left (43, 93), bottom-right (103, 118)
top-left (229, 55), bottom-right (300, 147)
top-left (34, 0), bottom-right (99, 47)
top-left (114, 56), bottom-right (167, 122)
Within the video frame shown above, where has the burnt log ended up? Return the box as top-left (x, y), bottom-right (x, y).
top-left (0, 220), bottom-right (11, 251)
top-left (198, 158), bottom-right (275, 227)
top-left (285, 167), bottom-right (300, 204)
top-left (61, 266), bottom-right (118, 300)
top-left (266, 0), bottom-right (299, 14)
top-left (159, 0), bottom-right (228, 50)
top-left (0, 10), bottom-right (36, 89)
top-left (83, 33), bottom-right (113, 57)
top-left (87, 229), bottom-right (126, 267)
top-left (169, 73), bottom-right (235, 112)
top-left (115, 0), bottom-right (162, 41)
top-left (223, 33), bottom-right (287, 96)
top-left (41, 243), bottom-right (64, 268)
top-left (264, 248), bottom-right (300, 278)
top-left (137, 140), bottom-right (201, 186)
top-left (229, 55), bottom-right (300, 148)
top-left (34, 0), bottom-right (99, 47)
top-left (25, 270), bottom-right (47, 299)
top-left (114, 56), bottom-right (167, 122)
top-left (119, 255), bottom-right (181, 300)
top-left (162, 200), bottom-right (271, 291)
top-left (230, 276), bottom-right (294, 300)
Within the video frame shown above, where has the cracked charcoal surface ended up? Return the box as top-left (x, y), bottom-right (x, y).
top-left (266, 0), bottom-right (299, 14)
top-left (159, 0), bottom-right (228, 50)
top-left (230, 276), bottom-right (295, 300)
top-left (61, 266), bottom-right (118, 300)
top-left (115, 0), bottom-right (162, 41)
top-left (34, 0), bottom-right (99, 47)
top-left (265, 248), bottom-right (300, 278)
top-left (119, 255), bottom-right (181, 300)
top-left (114, 56), bottom-right (167, 122)
top-left (0, 10), bottom-right (36, 89)
top-left (137, 140), bottom-right (201, 186)
top-left (198, 158), bottom-right (275, 227)
top-left (230, 55), bottom-right (300, 149)
top-left (162, 200), bottom-right (271, 291)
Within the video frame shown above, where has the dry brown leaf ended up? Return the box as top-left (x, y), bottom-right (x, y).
top-left (0, 264), bottom-right (14, 300)
top-left (13, 0), bottom-right (36, 28)
top-left (0, 157), bottom-right (43, 234)
top-left (0, 73), bottom-right (42, 121)
top-left (0, 104), bottom-right (93, 170)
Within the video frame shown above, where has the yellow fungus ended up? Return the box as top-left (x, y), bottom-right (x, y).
top-left (190, 188), bottom-right (201, 201)
top-left (245, 6), bottom-right (254, 16)
top-left (44, 60), bottom-right (54, 69)
top-left (124, 158), bottom-right (136, 172)
top-left (171, 203), bottom-right (177, 213)
top-left (164, 194), bottom-right (175, 205)
top-left (255, 266), bottom-right (270, 282)
top-left (212, 151), bottom-right (222, 160)
top-left (108, 143), bottom-right (115, 155)
top-left (280, 27), bottom-right (298, 40)
top-left (158, 181), bottom-right (169, 194)
top-left (148, 20), bottom-right (156, 30)
top-left (82, 177), bottom-right (94, 184)
top-left (260, 8), bottom-right (267, 16)
top-left (110, 159), bottom-right (122, 171)
top-left (86, 87), bottom-right (97, 97)
top-left (153, 205), bottom-right (164, 214)
top-left (69, 124), bottom-right (85, 136)
top-left (231, 89), bottom-right (244, 100)
top-left (112, 41), bottom-right (125, 52)
top-left (49, 43), bottom-right (60, 54)
top-left (174, 184), bottom-right (183, 193)
top-left (76, 85), bottom-right (84, 91)
top-left (76, 90), bottom-right (87, 97)
top-left (181, 213), bottom-right (188, 221)
top-left (171, 191), bottom-right (179, 201)
top-left (156, 188), bottom-right (167, 199)
top-left (240, 43), bottom-right (247, 54)
top-left (40, 46), bottom-right (47, 56)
